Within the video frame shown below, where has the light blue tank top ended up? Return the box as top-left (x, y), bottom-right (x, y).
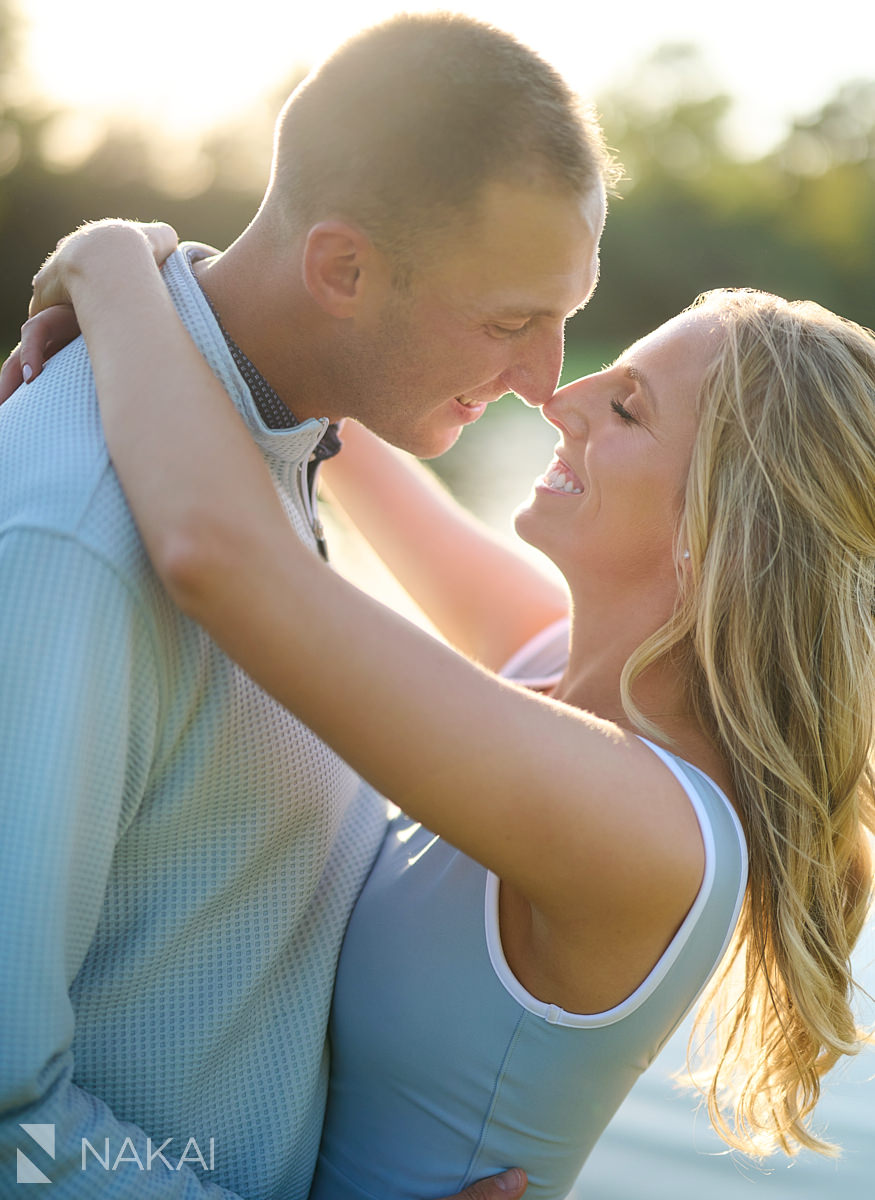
top-left (310, 621), bottom-right (748, 1200)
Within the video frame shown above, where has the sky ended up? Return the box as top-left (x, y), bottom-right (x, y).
top-left (14, 0), bottom-right (875, 159)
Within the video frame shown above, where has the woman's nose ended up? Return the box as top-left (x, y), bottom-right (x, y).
top-left (542, 372), bottom-right (600, 433)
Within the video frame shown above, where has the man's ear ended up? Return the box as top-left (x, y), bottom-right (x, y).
top-left (302, 221), bottom-right (376, 318)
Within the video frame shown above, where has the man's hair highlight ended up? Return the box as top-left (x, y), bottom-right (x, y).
top-left (265, 12), bottom-right (619, 274)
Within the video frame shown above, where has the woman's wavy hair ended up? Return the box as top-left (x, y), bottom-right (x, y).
top-left (622, 288), bottom-right (875, 1155)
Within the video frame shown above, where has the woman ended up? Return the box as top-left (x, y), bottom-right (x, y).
top-left (13, 222), bottom-right (875, 1197)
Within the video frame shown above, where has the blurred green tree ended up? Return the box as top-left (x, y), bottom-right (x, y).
top-left (0, 2), bottom-right (294, 353)
top-left (571, 46), bottom-right (874, 351)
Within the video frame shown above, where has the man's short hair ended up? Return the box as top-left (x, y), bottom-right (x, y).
top-left (267, 12), bottom-right (618, 272)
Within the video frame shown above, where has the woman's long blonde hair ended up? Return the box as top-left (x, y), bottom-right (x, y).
top-left (623, 289), bottom-right (875, 1156)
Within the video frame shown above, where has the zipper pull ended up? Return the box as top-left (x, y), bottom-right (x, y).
top-left (312, 515), bottom-right (329, 562)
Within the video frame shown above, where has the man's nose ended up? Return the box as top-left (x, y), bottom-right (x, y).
top-left (501, 322), bottom-right (565, 407)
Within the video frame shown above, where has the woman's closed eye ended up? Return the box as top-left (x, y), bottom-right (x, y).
top-left (610, 396), bottom-right (637, 424)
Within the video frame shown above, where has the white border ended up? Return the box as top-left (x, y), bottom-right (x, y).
top-left (483, 739), bottom-right (747, 1028)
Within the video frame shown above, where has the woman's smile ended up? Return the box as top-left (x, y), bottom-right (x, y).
top-left (537, 454), bottom-right (584, 495)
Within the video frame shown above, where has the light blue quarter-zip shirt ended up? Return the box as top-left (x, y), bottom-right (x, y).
top-left (0, 247), bottom-right (387, 1199)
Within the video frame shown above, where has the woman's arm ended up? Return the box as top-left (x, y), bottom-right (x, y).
top-left (320, 422), bottom-right (568, 669)
top-left (39, 224), bottom-right (702, 939)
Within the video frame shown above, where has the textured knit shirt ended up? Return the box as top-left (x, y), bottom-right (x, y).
top-left (310, 619), bottom-right (748, 1200)
top-left (0, 247), bottom-right (388, 1199)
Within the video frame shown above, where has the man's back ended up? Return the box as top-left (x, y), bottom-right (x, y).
top-left (0, 250), bottom-right (387, 1199)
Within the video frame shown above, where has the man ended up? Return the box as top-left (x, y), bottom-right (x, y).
top-left (0, 13), bottom-right (611, 1198)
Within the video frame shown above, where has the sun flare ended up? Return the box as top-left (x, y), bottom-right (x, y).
top-left (19, 0), bottom-right (874, 157)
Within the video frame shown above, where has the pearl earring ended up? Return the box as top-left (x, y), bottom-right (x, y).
top-left (682, 549), bottom-right (690, 560)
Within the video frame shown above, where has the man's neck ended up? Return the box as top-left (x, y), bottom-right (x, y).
top-left (192, 262), bottom-right (297, 431)
top-left (192, 230), bottom-right (330, 424)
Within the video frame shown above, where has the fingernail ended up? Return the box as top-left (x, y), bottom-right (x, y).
top-left (22, 363), bottom-right (33, 383)
top-left (495, 1169), bottom-right (523, 1192)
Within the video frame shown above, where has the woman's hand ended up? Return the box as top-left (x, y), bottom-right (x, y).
top-left (30, 219), bottom-right (179, 316)
top-left (0, 306), bottom-right (81, 400)
top-left (0, 221), bottom-right (179, 403)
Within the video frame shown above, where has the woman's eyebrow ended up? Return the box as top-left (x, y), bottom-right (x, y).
top-left (625, 364), bottom-right (659, 417)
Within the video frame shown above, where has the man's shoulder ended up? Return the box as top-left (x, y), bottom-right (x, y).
top-left (0, 338), bottom-right (133, 542)
top-left (0, 341), bottom-right (168, 611)
top-left (0, 252), bottom-right (222, 556)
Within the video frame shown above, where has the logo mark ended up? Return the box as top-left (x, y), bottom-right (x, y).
top-left (17, 1124), bottom-right (55, 1184)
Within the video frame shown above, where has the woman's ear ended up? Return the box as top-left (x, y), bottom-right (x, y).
top-left (302, 221), bottom-right (374, 318)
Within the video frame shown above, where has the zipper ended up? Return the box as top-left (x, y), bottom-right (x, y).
top-left (298, 454), bottom-right (329, 561)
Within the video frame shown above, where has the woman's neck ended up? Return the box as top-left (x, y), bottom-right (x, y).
top-left (553, 591), bottom-right (733, 796)
top-left (552, 583), bottom-right (672, 714)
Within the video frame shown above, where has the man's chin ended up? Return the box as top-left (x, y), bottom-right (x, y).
top-left (389, 424), bottom-right (465, 460)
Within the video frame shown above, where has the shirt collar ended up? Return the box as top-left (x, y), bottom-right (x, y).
top-left (195, 270), bottom-right (342, 463)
